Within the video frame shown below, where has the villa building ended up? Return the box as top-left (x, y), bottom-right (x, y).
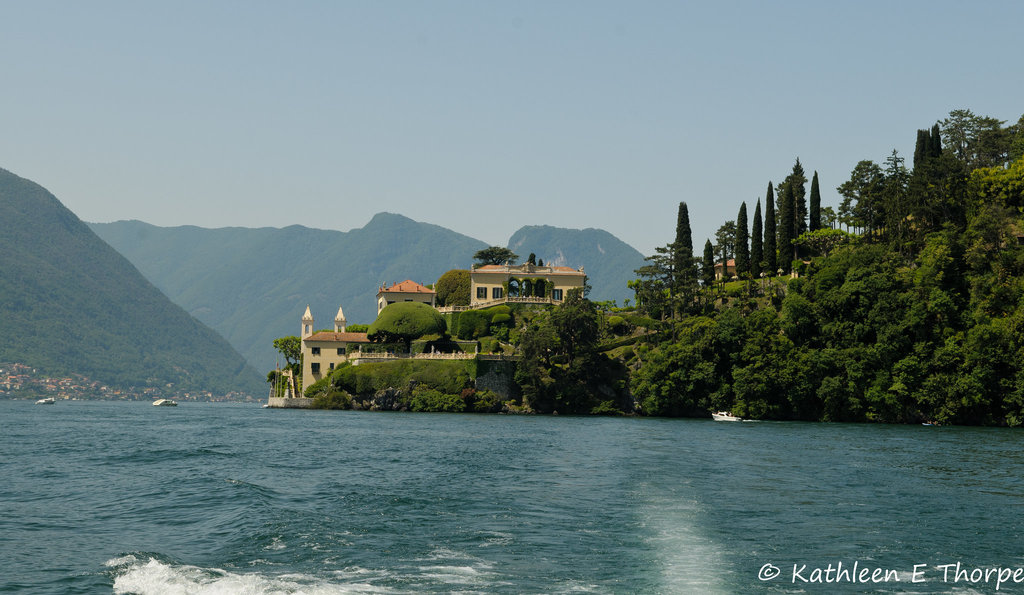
top-left (300, 305), bottom-right (370, 389)
top-left (469, 263), bottom-right (586, 307)
top-left (377, 280), bottom-right (436, 315)
top-left (714, 259), bottom-right (737, 281)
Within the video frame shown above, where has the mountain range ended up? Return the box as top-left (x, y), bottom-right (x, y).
top-left (0, 168), bottom-right (262, 396)
top-left (90, 215), bottom-right (647, 371)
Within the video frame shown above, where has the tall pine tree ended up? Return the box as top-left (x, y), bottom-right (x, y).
top-left (763, 182), bottom-right (777, 274)
top-left (751, 199), bottom-right (763, 276)
top-left (735, 202), bottom-right (749, 277)
top-left (809, 171), bottom-right (821, 231)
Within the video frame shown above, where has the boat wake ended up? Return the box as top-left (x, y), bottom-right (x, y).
top-left (104, 554), bottom-right (388, 594)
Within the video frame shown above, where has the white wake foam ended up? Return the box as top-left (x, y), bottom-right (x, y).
top-left (105, 555), bottom-right (390, 594)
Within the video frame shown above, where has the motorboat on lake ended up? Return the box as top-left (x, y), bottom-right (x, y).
top-left (712, 411), bottom-right (742, 422)
top-left (152, 399), bottom-right (178, 407)
top-left (35, 397), bottom-right (55, 405)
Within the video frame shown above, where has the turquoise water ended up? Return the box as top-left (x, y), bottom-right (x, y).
top-left (3, 400), bottom-right (1024, 593)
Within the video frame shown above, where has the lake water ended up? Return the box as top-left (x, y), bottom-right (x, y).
top-left (3, 400), bottom-right (1024, 594)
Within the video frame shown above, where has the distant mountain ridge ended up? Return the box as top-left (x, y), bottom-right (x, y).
top-left (0, 167), bottom-right (262, 396)
top-left (90, 214), bottom-right (646, 372)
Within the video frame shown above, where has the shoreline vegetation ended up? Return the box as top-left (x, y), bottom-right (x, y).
top-left (273, 109), bottom-right (1024, 427)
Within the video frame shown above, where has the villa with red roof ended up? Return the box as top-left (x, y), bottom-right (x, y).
top-left (714, 259), bottom-right (737, 281)
top-left (376, 280), bottom-right (437, 315)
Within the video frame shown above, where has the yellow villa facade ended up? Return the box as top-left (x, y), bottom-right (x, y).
top-left (300, 305), bottom-right (370, 389)
top-left (469, 263), bottom-right (586, 307)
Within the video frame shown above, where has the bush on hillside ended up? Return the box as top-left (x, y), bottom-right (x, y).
top-left (455, 309), bottom-right (490, 339)
top-left (435, 269), bottom-right (471, 307)
top-left (368, 302), bottom-right (447, 350)
top-left (409, 386), bottom-right (465, 412)
top-left (330, 359), bottom-right (474, 397)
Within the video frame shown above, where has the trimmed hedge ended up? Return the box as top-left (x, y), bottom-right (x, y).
top-left (368, 302), bottom-right (447, 345)
top-left (329, 359), bottom-right (475, 397)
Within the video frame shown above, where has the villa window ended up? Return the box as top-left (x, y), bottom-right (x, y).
top-left (337, 348), bottom-right (344, 355)
top-left (476, 287), bottom-right (487, 299)
top-left (492, 287), bottom-right (503, 299)
top-left (552, 289), bottom-right (563, 301)
top-left (329, 363), bottom-right (335, 371)
top-left (311, 363), bottom-right (320, 374)
top-left (311, 347), bottom-right (321, 355)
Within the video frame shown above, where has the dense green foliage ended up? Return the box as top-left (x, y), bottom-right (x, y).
top-left (368, 302), bottom-right (447, 350)
top-left (435, 269), bottom-right (471, 307)
top-left (0, 168), bottom-right (262, 396)
top-left (448, 305), bottom-right (513, 340)
top-left (473, 246), bottom-right (519, 266)
top-left (515, 289), bottom-right (631, 414)
top-left (333, 359), bottom-right (474, 396)
top-left (630, 109), bottom-right (1024, 426)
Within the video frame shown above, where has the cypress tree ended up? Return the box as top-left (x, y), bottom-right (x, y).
top-left (790, 159), bottom-right (808, 235)
top-left (777, 183), bottom-right (795, 273)
top-left (809, 171), bottom-right (821, 232)
top-left (928, 123), bottom-right (943, 158)
top-left (673, 202), bottom-right (694, 292)
top-left (763, 182), bottom-right (777, 274)
top-left (751, 199), bottom-right (763, 276)
top-left (735, 202), bottom-right (749, 277)
top-left (913, 129), bottom-right (929, 169)
top-left (702, 239), bottom-right (715, 287)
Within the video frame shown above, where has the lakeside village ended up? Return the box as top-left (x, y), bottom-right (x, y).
top-left (0, 362), bottom-right (252, 402)
top-left (268, 258), bottom-right (594, 410)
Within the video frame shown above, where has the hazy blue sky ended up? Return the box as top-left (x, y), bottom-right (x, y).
top-left (2, 1), bottom-right (1021, 256)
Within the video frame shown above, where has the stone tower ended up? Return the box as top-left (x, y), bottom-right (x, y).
top-left (301, 305), bottom-right (314, 339)
top-left (334, 305), bottom-right (347, 333)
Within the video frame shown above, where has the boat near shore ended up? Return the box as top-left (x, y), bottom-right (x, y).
top-left (152, 399), bottom-right (178, 407)
top-left (35, 397), bottom-right (55, 405)
top-left (712, 411), bottom-right (742, 422)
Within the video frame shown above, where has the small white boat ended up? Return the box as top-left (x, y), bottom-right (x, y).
top-left (152, 399), bottom-right (178, 407)
top-left (35, 397), bottom-right (55, 405)
top-left (712, 411), bottom-right (742, 422)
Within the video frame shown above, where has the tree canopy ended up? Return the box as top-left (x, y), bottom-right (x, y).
top-left (435, 269), bottom-right (471, 307)
top-left (473, 246), bottom-right (519, 267)
top-left (368, 302), bottom-right (447, 350)
top-left (626, 108), bottom-right (1024, 426)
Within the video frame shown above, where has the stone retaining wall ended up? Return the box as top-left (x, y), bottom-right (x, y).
top-left (267, 397), bottom-right (313, 408)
